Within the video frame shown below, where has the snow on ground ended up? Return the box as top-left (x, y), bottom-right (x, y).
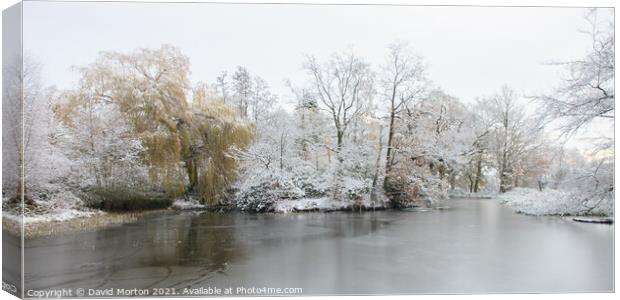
top-left (274, 197), bottom-right (340, 213)
top-left (170, 199), bottom-right (207, 210)
top-left (2, 190), bottom-right (106, 224)
top-left (497, 187), bottom-right (613, 217)
top-left (448, 188), bottom-right (495, 199)
top-left (274, 195), bottom-right (389, 213)
top-left (3, 209), bottom-right (103, 224)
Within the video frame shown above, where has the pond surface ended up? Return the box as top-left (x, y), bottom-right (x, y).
top-left (17, 198), bottom-right (614, 296)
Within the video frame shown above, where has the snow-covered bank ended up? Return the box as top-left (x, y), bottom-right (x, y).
top-left (273, 196), bottom-right (389, 213)
top-left (3, 209), bottom-right (103, 239)
top-left (170, 199), bottom-right (207, 210)
top-left (448, 188), bottom-right (495, 199)
top-left (2, 193), bottom-right (154, 238)
top-left (2, 207), bottom-right (159, 239)
top-left (3, 209), bottom-right (102, 224)
top-left (497, 188), bottom-right (613, 217)
top-left (2, 191), bottom-right (104, 224)
top-left (232, 159), bottom-right (399, 212)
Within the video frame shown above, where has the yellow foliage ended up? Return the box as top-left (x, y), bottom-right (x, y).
top-left (190, 102), bottom-right (254, 204)
top-left (54, 45), bottom-right (255, 204)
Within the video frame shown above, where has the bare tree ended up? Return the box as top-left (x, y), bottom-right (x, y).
top-left (463, 102), bottom-right (493, 193)
top-left (380, 42), bottom-right (428, 189)
top-left (304, 50), bottom-right (374, 155)
top-left (232, 66), bottom-right (252, 118)
top-left (215, 71), bottom-right (229, 103)
top-left (485, 86), bottom-right (543, 193)
top-left (250, 76), bottom-right (276, 124)
top-left (2, 56), bottom-right (52, 205)
top-left (534, 9), bottom-right (614, 137)
top-left (303, 49), bottom-right (374, 199)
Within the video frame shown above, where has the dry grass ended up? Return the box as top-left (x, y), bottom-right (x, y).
top-left (2, 210), bottom-right (165, 239)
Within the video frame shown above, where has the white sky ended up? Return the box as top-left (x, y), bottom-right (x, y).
top-left (21, 1), bottom-right (614, 148)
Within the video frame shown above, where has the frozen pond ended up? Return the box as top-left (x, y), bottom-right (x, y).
top-left (14, 198), bottom-right (614, 296)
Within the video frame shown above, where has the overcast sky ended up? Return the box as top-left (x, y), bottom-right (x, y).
top-left (22, 1), bottom-right (613, 147)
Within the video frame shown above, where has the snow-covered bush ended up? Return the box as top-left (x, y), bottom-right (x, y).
top-left (498, 187), bottom-right (612, 216)
top-left (235, 167), bottom-right (307, 212)
top-left (448, 187), bottom-right (495, 199)
top-left (497, 148), bottom-right (613, 216)
top-left (289, 161), bottom-right (331, 197)
top-left (235, 150), bottom-right (382, 211)
top-left (170, 198), bottom-right (206, 210)
top-left (341, 176), bottom-right (373, 201)
top-left (499, 158), bottom-right (613, 216)
top-left (2, 186), bottom-right (102, 225)
top-left (387, 172), bottom-right (449, 208)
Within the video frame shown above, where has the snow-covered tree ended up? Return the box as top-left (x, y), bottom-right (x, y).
top-left (57, 45), bottom-right (192, 196)
top-left (499, 10), bottom-right (614, 216)
top-left (233, 108), bottom-right (330, 212)
top-left (229, 66), bottom-right (277, 125)
top-left (291, 89), bottom-right (328, 167)
top-left (459, 101), bottom-right (495, 193)
top-left (57, 45), bottom-right (253, 204)
top-left (54, 89), bottom-right (146, 190)
top-left (483, 86), bottom-right (543, 193)
top-left (534, 9), bottom-right (614, 139)
top-left (214, 71), bottom-right (230, 104)
top-left (232, 66), bottom-right (252, 119)
top-left (388, 89), bottom-right (474, 206)
top-left (379, 42), bottom-right (428, 188)
top-left (2, 56), bottom-right (62, 205)
top-left (302, 49), bottom-right (375, 200)
top-left (250, 76), bottom-right (277, 125)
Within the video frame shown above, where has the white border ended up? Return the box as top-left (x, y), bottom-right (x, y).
top-left (1, 1), bottom-right (616, 300)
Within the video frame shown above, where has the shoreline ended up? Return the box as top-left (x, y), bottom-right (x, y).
top-left (3, 196), bottom-right (612, 239)
top-left (3, 200), bottom-right (396, 239)
top-left (2, 209), bottom-right (167, 239)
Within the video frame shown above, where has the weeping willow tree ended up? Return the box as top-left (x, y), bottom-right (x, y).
top-left (54, 45), bottom-right (254, 204)
top-left (188, 101), bottom-right (254, 204)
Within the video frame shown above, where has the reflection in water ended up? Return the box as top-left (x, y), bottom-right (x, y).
top-left (22, 199), bottom-right (613, 295)
top-left (178, 213), bottom-right (241, 271)
top-left (23, 212), bottom-right (245, 291)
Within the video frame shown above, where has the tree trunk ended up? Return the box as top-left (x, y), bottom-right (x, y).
top-left (473, 152), bottom-right (483, 193)
top-left (186, 158), bottom-right (198, 192)
top-left (280, 131), bottom-right (286, 169)
top-left (371, 126), bottom-right (384, 204)
top-left (449, 171), bottom-right (456, 190)
top-left (499, 146), bottom-right (510, 193)
top-left (332, 130), bottom-right (345, 201)
top-left (10, 181), bottom-right (34, 206)
top-left (383, 110), bottom-right (396, 189)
